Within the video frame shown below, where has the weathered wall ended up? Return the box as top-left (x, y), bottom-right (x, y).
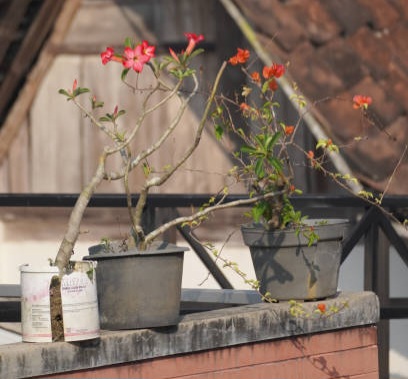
top-left (0, 0), bottom-right (245, 195)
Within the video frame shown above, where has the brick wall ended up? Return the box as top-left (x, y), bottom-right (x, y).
top-left (44, 325), bottom-right (378, 379)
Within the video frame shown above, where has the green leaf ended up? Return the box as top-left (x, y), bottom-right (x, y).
top-left (121, 68), bottom-right (130, 82)
top-left (261, 81), bottom-right (270, 94)
top-left (73, 87), bottom-right (90, 97)
top-left (188, 48), bottom-right (204, 60)
top-left (214, 124), bottom-right (224, 141)
top-left (254, 158), bottom-right (264, 178)
top-left (269, 157), bottom-right (283, 173)
top-left (124, 37), bottom-right (133, 48)
top-left (116, 109), bottom-right (126, 118)
top-left (269, 131), bottom-right (282, 149)
top-left (115, 132), bottom-right (126, 142)
top-left (142, 162), bottom-right (151, 177)
top-left (241, 145), bottom-right (258, 155)
top-left (58, 89), bottom-right (71, 97)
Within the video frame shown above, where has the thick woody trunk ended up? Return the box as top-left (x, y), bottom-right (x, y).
top-left (54, 155), bottom-right (106, 272)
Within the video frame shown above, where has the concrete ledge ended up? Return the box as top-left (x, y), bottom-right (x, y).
top-left (0, 291), bottom-right (379, 379)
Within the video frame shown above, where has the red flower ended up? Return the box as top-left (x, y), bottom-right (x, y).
top-left (317, 303), bottom-right (326, 313)
top-left (263, 63), bottom-right (285, 79)
top-left (251, 71), bottom-right (261, 83)
top-left (285, 125), bottom-right (294, 136)
top-left (307, 150), bottom-right (317, 167)
top-left (184, 32), bottom-right (204, 55)
top-left (228, 48), bottom-right (250, 65)
top-left (240, 102), bottom-right (252, 116)
top-left (353, 95), bottom-right (372, 110)
top-left (101, 47), bottom-right (114, 65)
top-left (240, 102), bottom-right (250, 111)
top-left (268, 79), bottom-right (278, 91)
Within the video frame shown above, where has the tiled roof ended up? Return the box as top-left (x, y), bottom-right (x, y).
top-left (232, 0), bottom-right (408, 194)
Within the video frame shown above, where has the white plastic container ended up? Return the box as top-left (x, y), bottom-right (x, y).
top-left (20, 261), bottom-right (100, 342)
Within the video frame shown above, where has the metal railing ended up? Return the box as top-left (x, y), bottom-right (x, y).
top-left (0, 193), bottom-right (407, 378)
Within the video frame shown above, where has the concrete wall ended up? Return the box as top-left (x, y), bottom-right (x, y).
top-left (0, 291), bottom-right (379, 379)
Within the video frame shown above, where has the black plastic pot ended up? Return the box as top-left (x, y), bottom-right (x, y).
top-left (85, 241), bottom-right (187, 330)
top-left (241, 219), bottom-right (349, 301)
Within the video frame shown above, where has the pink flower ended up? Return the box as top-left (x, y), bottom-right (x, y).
top-left (169, 48), bottom-right (180, 63)
top-left (184, 32), bottom-right (204, 55)
top-left (141, 40), bottom-right (156, 59)
top-left (122, 41), bottom-right (155, 73)
top-left (101, 47), bottom-right (114, 65)
top-left (122, 45), bottom-right (150, 73)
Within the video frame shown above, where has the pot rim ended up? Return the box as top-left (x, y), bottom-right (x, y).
top-left (85, 241), bottom-right (188, 260)
top-left (241, 218), bottom-right (349, 232)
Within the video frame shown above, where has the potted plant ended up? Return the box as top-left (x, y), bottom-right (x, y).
top-left (38, 34), bottom-right (280, 333)
top-left (210, 48), bottom-right (392, 301)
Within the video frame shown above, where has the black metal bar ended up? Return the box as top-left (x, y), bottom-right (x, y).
top-left (379, 214), bottom-right (408, 268)
top-left (341, 207), bottom-right (375, 263)
top-left (378, 320), bottom-right (390, 379)
top-left (0, 193), bottom-right (407, 208)
top-left (177, 225), bottom-right (234, 289)
top-left (0, 301), bottom-right (20, 322)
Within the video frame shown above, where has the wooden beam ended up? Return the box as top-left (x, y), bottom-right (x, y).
top-left (0, 0), bottom-right (65, 120)
top-left (0, 0), bottom-right (82, 164)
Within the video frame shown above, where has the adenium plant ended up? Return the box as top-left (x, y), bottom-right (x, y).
top-left (54, 34), bottom-right (278, 272)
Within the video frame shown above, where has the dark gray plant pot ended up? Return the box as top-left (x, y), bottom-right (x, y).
top-left (85, 241), bottom-right (187, 330)
top-left (241, 219), bottom-right (349, 301)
